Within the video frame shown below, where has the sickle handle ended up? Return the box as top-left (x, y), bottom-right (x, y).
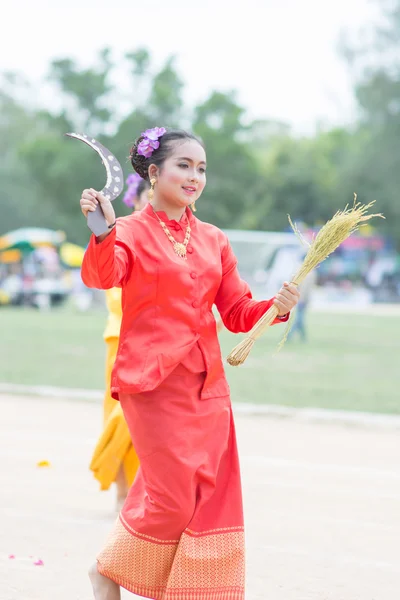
top-left (87, 203), bottom-right (110, 236)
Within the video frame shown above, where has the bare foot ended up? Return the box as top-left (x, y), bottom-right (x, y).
top-left (89, 562), bottom-right (121, 600)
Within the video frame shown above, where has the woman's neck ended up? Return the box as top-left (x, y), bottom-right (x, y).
top-left (150, 199), bottom-right (186, 221)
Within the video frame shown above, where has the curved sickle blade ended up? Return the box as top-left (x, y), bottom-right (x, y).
top-left (65, 132), bottom-right (124, 236)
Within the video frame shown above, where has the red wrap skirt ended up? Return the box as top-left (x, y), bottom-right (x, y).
top-left (96, 344), bottom-right (245, 600)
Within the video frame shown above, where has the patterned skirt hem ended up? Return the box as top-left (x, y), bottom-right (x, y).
top-left (97, 561), bottom-right (244, 600)
top-left (97, 561), bottom-right (164, 600)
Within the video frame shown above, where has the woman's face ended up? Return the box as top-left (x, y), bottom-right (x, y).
top-left (153, 140), bottom-right (207, 209)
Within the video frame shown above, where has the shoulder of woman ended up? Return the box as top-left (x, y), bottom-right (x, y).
top-left (197, 219), bottom-right (226, 240)
top-left (198, 221), bottom-right (230, 253)
top-left (113, 215), bottom-right (142, 250)
top-left (115, 212), bottom-right (144, 231)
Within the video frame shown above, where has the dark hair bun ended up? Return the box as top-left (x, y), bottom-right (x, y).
top-left (129, 136), bottom-right (149, 180)
top-left (129, 129), bottom-right (204, 182)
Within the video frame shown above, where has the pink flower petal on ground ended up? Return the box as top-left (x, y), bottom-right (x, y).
top-left (33, 559), bottom-right (44, 566)
top-left (8, 554), bottom-right (16, 559)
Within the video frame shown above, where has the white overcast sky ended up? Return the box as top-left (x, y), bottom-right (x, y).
top-left (2, 0), bottom-right (379, 133)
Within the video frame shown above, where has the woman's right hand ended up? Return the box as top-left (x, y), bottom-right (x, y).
top-left (80, 188), bottom-right (116, 226)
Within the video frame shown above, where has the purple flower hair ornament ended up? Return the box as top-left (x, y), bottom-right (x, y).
top-left (123, 173), bottom-right (143, 208)
top-left (137, 127), bottom-right (166, 159)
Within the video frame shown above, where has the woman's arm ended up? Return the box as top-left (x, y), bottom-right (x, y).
top-left (214, 236), bottom-right (298, 333)
top-left (81, 223), bottom-right (135, 290)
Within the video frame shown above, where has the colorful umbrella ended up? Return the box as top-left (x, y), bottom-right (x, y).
top-left (0, 228), bottom-right (66, 253)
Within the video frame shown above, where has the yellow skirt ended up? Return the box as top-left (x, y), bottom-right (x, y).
top-left (90, 337), bottom-right (139, 490)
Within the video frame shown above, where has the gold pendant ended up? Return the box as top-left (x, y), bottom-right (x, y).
top-left (174, 242), bottom-right (187, 258)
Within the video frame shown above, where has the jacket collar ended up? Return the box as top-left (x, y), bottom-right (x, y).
top-left (143, 203), bottom-right (196, 231)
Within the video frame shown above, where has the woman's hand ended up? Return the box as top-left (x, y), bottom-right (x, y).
top-left (273, 281), bottom-right (300, 316)
top-left (80, 188), bottom-right (116, 226)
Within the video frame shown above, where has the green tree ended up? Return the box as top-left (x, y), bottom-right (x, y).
top-left (2, 44), bottom-right (368, 248)
top-left (193, 91), bottom-right (268, 229)
top-left (48, 48), bottom-right (113, 132)
top-left (0, 80), bottom-right (53, 235)
top-left (252, 128), bottom-right (357, 231)
top-left (13, 49), bottom-right (188, 242)
top-left (148, 57), bottom-right (184, 127)
top-left (339, 0), bottom-right (400, 244)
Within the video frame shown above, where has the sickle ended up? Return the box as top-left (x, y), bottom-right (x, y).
top-left (65, 132), bottom-right (124, 236)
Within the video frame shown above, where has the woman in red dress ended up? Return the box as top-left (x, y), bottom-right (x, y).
top-left (80, 128), bottom-right (300, 600)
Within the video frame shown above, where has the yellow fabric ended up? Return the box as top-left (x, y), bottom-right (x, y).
top-left (90, 335), bottom-right (140, 491)
top-left (103, 335), bottom-right (120, 423)
top-left (59, 242), bottom-right (85, 268)
top-left (0, 249), bottom-right (21, 263)
top-left (103, 287), bottom-right (123, 341)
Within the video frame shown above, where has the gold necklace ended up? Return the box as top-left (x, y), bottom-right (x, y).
top-left (153, 209), bottom-right (191, 259)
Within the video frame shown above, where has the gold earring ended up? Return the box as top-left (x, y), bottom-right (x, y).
top-left (148, 178), bottom-right (156, 201)
top-left (191, 201), bottom-right (197, 212)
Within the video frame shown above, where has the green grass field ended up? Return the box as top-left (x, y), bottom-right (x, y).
top-left (0, 306), bottom-right (398, 414)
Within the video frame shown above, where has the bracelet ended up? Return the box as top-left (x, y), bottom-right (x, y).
top-left (108, 221), bottom-right (116, 229)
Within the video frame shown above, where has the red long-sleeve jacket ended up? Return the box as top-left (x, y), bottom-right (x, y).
top-left (81, 204), bottom-right (287, 399)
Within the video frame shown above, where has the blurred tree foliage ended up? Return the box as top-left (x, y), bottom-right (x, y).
top-left (1, 10), bottom-right (398, 246)
top-left (338, 0), bottom-right (400, 243)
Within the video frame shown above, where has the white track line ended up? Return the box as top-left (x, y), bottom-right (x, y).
top-left (2, 383), bottom-right (400, 429)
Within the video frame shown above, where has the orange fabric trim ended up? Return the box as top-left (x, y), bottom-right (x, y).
top-left (97, 519), bottom-right (177, 598)
top-left (185, 526), bottom-right (244, 537)
top-left (97, 519), bottom-right (245, 600)
top-left (166, 529), bottom-right (245, 597)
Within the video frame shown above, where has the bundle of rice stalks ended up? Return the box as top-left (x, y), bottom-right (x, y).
top-left (227, 197), bottom-right (384, 367)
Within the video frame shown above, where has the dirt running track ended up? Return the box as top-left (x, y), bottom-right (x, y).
top-left (0, 393), bottom-right (399, 600)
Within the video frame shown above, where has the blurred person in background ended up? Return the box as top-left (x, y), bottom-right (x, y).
top-left (288, 251), bottom-right (317, 342)
top-left (89, 175), bottom-right (149, 511)
top-left (1, 263), bottom-right (24, 305)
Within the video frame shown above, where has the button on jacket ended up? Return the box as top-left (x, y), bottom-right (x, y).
top-left (81, 204), bottom-right (288, 399)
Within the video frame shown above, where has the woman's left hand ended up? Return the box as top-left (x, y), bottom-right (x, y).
top-left (273, 282), bottom-right (300, 316)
